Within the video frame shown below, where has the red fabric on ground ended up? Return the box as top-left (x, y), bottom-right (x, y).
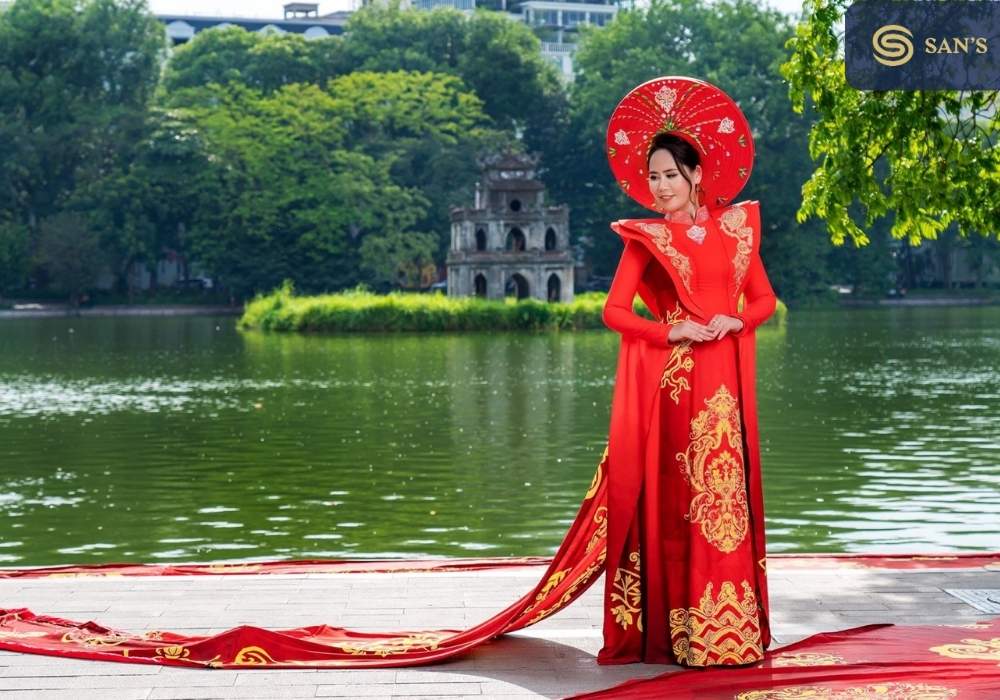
top-left (569, 618), bottom-right (1000, 699)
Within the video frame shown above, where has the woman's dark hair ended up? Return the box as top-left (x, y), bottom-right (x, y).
top-left (646, 133), bottom-right (701, 195)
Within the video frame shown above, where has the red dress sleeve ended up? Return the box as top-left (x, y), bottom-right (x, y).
top-left (733, 252), bottom-right (777, 336)
top-left (602, 239), bottom-right (671, 348)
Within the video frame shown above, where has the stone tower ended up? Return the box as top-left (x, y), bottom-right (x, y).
top-left (446, 152), bottom-right (574, 303)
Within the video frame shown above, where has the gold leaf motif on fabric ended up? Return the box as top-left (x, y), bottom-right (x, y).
top-left (60, 629), bottom-right (134, 648)
top-left (0, 630), bottom-right (47, 639)
top-left (206, 563), bottom-right (262, 573)
top-left (772, 651), bottom-right (845, 667)
top-left (737, 683), bottom-right (958, 699)
top-left (338, 633), bottom-right (448, 658)
top-left (676, 384), bottom-right (749, 553)
top-left (156, 645), bottom-right (190, 660)
top-left (660, 342), bottom-right (693, 403)
top-left (669, 579), bottom-right (763, 666)
top-left (527, 558), bottom-right (604, 625)
top-left (610, 551), bottom-right (642, 632)
top-left (718, 206), bottom-right (753, 292)
top-left (233, 645), bottom-right (277, 665)
top-left (635, 223), bottom-right (692, 293)
top-left (585, 445), bottom-right (607, 500)
top-left (929, 636), bottom-right (1000, 663)
top-left (659, 301), bottom-right (694, 403)
top-left (586, 506), bottom-right (608, 555)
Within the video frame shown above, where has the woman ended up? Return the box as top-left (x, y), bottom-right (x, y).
top-left (0, 77), bottom-right (776, 671)
top-left (598, 76), bottom-right (777, 666)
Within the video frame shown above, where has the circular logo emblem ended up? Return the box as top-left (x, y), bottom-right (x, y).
top-left (872, 24), bottom-right (914, 66)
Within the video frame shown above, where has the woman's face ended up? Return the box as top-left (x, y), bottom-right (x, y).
top-left (647, 148), bottom-right (702, 214)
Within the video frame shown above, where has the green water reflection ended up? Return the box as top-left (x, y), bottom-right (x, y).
top-left (0, 307), bottom-right (997, 565)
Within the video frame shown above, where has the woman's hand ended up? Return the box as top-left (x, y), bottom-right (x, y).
top-left (706, 314), bottom-right (744, 340)
top-left (667, 319), bottom-right (716, 344)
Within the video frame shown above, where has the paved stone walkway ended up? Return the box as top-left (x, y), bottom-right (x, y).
top-left (1, 559), bottom-right (996, 699)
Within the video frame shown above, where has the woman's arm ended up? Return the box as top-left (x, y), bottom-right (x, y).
top-left (602, 239), bottom-right (672, 347)
top-left (732, 253), bottom-right (777, 336)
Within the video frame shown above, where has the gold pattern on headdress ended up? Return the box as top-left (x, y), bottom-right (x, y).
top-left (718, 205), bottom-right (753, 292)
top-left (610, 550), bottom-right (642, 632)
top-left (669, 579), bottom-right (763, 666)
top-left (736, 683), bottom-right (957, 699)
top-left (676, 384), bottom-right (749, 553)
top-left (930, 635), bottom-right (1000, 663)
top-left (635, 223), bottom-right (692, 293)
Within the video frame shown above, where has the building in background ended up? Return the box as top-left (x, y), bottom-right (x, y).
top-left (447, 153), bottom-right (574, 303)
top-left (157, 2), bottom-right (349, 45)
top-left (153, 2), bottom-right (620, 78)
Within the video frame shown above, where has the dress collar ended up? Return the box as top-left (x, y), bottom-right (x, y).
top-left (665, 202), bottom-right (710, 225)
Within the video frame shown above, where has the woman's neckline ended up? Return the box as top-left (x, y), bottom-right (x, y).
top-left (664, 202), bottom-right (710, 225)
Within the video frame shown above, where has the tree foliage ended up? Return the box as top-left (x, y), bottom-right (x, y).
top-left (0, 0), bottom-right (166, 295)
top-left (781, 0), bottom-right (999, 246)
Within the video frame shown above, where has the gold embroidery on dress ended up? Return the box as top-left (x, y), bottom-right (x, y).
top-left (669, 579), bottom-right (763, 665)
top-left (737, 683), bottom-right (958, 699)
top-left (586, 505), bottom-right (608, 554)
top-left (338, 633), bottom-right (449, 658)
top-left (659, 301), bottom-right (694, 402)
top-left (610, 550), bottom-right (642, 632)
top-left (929, 636), bottom-right (1000, 663)
top-left (772, 651), bottom-right (845, 666)
top-left (585, 445), bottom-right (607, 500)
top-left (635, 222), bottom-right (692, 293)
top-left (718, 206), bottom-right (753, 292)
top-left (660, 342), bottom-right (693, 402)
top-left (676, 384), bottom-right (749, 553)
top-left (527, 556), bottom-right (604, 625)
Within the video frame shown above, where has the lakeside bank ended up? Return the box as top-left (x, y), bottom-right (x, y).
top-left (236, 286), bottom-right (790, 333)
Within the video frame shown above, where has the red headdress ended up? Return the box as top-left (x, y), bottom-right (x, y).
top-left (606, 76), bottom-right (755, 213)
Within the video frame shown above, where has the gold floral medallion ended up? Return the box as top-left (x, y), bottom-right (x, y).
top-left (676, 384), bottom-right (749, 553)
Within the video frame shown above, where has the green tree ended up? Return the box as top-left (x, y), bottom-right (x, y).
top-left (33, 212), bottom-right (108, 304)
top-left (161, 26), bottom-right (348, 95)
top-left (560, 0), bottom-right (828, 303)
top-left (323, 70), bottom-right (508, 253)
top-left (359, 229), bottom-right (439, 290)
top-left (0, 0), bottom-right (166, 291)
top-left (781, 0), bottom-right (999, 247)
top-left (339, 3), bottom-right (566, 161)
top-left (171, 82), bottom-right (429, 296)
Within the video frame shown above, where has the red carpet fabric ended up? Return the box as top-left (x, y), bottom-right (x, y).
top-left (568, 618), bottom-right (1000, 699)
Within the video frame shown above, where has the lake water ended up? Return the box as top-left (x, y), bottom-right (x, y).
top-left (1, 307), bottom-right (998, 566)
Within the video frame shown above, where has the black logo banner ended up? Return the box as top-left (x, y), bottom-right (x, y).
top-left (846, 0), bottom-right (999, 89)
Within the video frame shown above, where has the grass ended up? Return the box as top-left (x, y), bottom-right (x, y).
top-left (239, 281), bottom-right (788, 334)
